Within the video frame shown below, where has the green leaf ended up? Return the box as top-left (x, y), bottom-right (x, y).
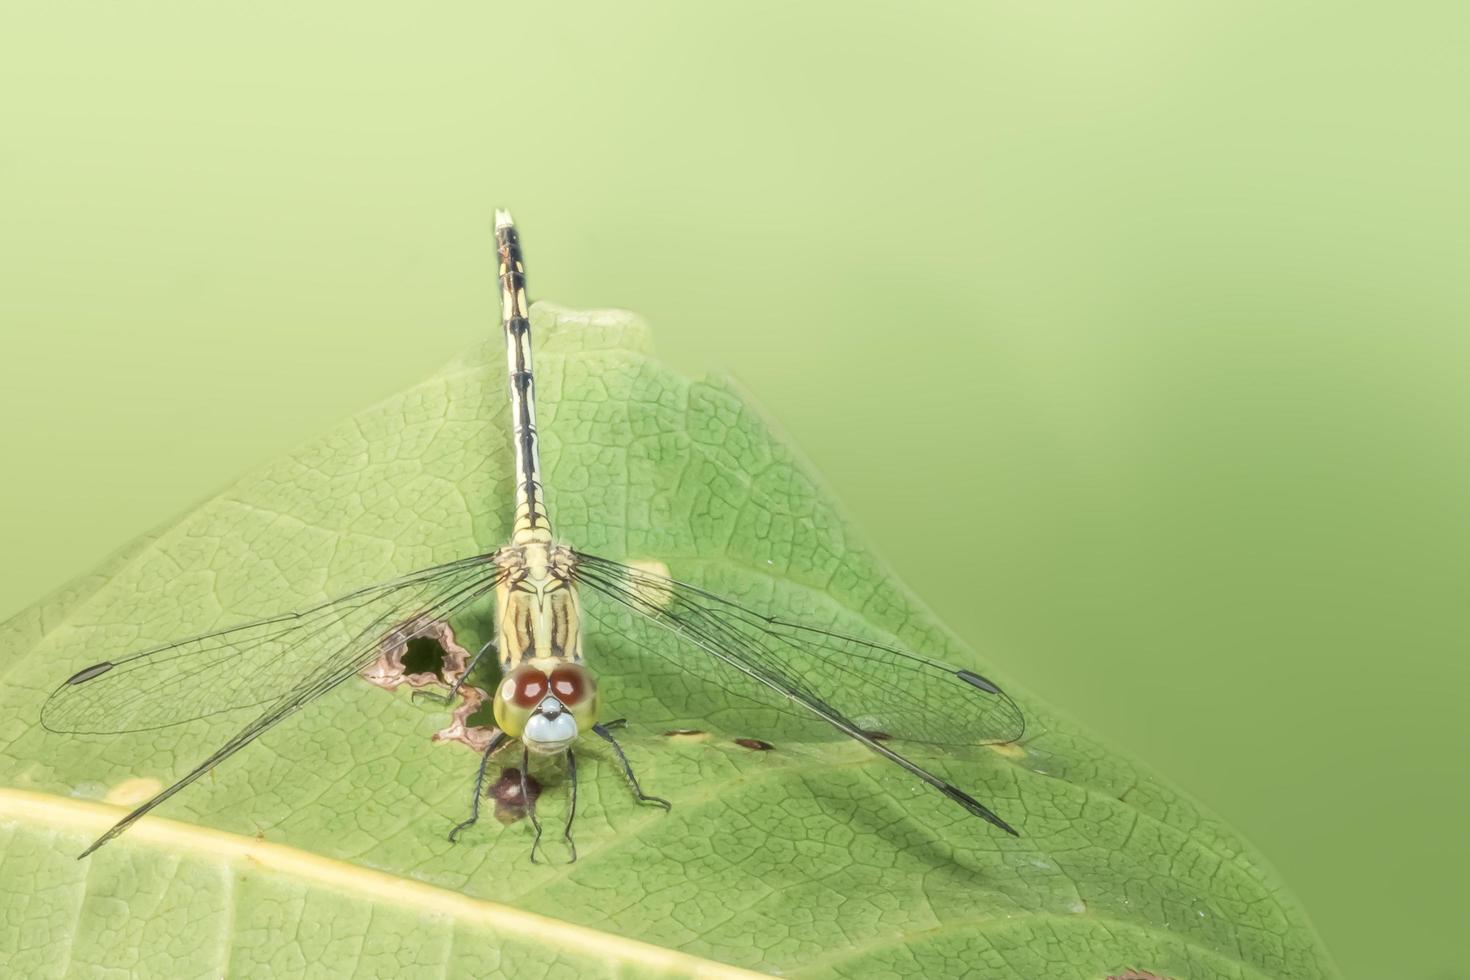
top-left (0, 305), bottom-right (1336, 979)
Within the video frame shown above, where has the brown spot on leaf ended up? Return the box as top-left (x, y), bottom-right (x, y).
top-left (734, 738), bottom-right (774, 751)
top-left (490, 767), bottom-right (542, 824)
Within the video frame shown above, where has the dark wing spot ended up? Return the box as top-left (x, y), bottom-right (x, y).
top-left (734, 738), bottom-right (774, 751)
top-left (65, 662), bottom-right (114, 685)
top-left (955, 669), bottom-right (1002, 694)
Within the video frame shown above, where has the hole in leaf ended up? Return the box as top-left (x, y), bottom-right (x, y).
top-left (361, 620), bottom-right (468, 693)
top-left (400, 635), bottom-right (448, 681)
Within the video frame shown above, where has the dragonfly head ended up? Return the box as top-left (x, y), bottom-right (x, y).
top-left (493, 662), bottom-right (599, 754)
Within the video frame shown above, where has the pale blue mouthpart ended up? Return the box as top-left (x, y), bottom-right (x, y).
top-left (523, 697), bottom-right (578, 753)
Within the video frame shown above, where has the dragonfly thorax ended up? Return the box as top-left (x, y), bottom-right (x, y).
top-left (494, 543), bottom-right (584, 670)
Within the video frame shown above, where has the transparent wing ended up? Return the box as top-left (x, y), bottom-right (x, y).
top-left (42, 551), bottom-right (507, 735)
top-left (573, 552), bottom-right (1024, 747)
top-left (571, 551), bottom-right (1025, 834)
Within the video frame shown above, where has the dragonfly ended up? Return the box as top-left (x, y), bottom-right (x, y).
top-left (42, 212), bottom-right (1026, 861)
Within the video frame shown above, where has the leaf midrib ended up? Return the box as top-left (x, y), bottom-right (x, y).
top-left (0, 788), bottom-right (765, 980)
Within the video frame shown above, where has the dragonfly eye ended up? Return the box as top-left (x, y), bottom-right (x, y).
top-left (548, 664), bottom-right (599, 733)
top-left (548, 664), bottom-right (591, 704)
top-left (493, 665), bottom-right (548, 737)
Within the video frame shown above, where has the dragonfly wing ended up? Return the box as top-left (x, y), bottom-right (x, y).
top-left (42, 552), bottom-right (507, 735)
top-left (577, 596), bottom-right (810, 736)
top-left (572, 552), bottom-right (1024, 748)
top-left (571, 552), bottom-right (1025, 835)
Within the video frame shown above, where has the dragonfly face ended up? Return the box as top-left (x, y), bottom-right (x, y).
top-left (493, 662), bottom-right (599, 754)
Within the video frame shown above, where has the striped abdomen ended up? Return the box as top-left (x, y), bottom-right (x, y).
top-left (495, 211), bottom-right (550, 545)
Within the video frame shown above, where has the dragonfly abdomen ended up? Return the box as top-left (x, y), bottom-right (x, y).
top-left (496, 210), bottom-right (551, 546)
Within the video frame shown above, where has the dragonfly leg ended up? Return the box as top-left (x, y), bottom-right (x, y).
top-left (523, 746), bottom-right (545, 864)
top-left (414, 637), bottom-right (497, 706)
top-left (563, 748), bottom-right (579, 863)
top-left (448, 729), bottom-right (509, 843)
top-left (593, 722), bottom-right (672, 811)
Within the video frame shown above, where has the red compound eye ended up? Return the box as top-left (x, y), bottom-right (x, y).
top-left (549, 664), bottom-right (593, 705)
top-left (503, 665), bottom-right (548, 708)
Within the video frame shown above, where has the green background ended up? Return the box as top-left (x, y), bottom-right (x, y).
top-left (1, 2), bottom-right (1462, 976)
